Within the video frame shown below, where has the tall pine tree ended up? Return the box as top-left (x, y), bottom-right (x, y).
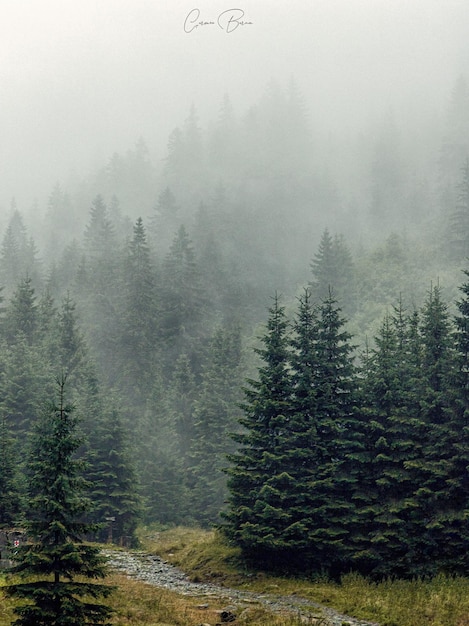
top-left (5, 376), bottom-right (113, 626)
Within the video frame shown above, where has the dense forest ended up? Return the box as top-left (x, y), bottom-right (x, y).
top-left (1, 76), bottom-right (469, 577)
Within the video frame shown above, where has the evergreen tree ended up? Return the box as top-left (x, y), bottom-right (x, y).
top-left (355, 304), bottom-right (423, 577)
top-left (223, 295), bottom-right (295, 568)
top-left (138, 371), bottom-right (187, 525)
top-left (0, 210), bottom-right (42, 295)
top-left (448, 160), bottom-right (469, 261)
top-left (161, 226), bottom-right (207, 363)
top-left (85, 406), bottom-right (141, 546)
top-left (170, 353), bottom-right (197, 464)
top-left (188, 323), bottom-right (242, 525)
top-left (449, 268), bottom-right (469, 573)
top-left (148, 187), bottom-right (180, 251)
top-left (407, 285), bottom-right (457, 574)
top-left (5, 376), bottom-right (113, 626)
top-left (311, 290), bottom-right (361, 573)
top-left (4, 277), bottom-right (39, 345)
top-left (310, 229), bottom-right (355, 315)
top-left (0, 414), bottom-right (22, 527)
top-left (118, 217), bottom-right (159, 398)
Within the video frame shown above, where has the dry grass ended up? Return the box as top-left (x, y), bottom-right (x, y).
top-left (0, 569), bottom-right (322, 626)
top-left (2, 528), bottom-right (469, 626)
top-left (137, 526), bottom-right (469, 626)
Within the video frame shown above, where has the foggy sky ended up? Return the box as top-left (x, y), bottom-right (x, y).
top-left (1, 0), bottom-right (468, 211)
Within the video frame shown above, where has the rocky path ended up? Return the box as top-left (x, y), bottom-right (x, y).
top-left (104, 549), bottom-right (380, 626)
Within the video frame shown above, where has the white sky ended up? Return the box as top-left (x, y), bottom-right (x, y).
top-left (0, 0), bottom-right (468, 209)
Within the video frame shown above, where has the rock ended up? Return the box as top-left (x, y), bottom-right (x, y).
top-left (220, 610), bottom-right (236, 622)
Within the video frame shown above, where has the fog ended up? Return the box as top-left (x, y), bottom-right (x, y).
top-left (3, 0), bottom-right (469, 549)
top-left (1, 0), bottom-right (468, 210)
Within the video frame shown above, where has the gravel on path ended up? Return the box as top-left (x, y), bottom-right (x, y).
top-left (104, 549), bottom-right (380, 626)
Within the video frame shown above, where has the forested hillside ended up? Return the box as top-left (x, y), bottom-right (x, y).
top-left (1, 77), bottom-right (469, 575)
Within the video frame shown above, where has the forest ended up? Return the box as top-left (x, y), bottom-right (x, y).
top-left (0, 75), bottom-right (469, 580)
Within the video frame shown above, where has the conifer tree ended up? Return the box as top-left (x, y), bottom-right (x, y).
top-left (311, 290), bottom-right (361, 573)
top-left (223, 295), bottom-right (295, 568)
top-left (5, 376), bottom-right (113, 626)
top-left (355, 305), bottom-right (423, 577)
top-left (4, 277), bottom-right (39, 345)
top-left (449, 268), bottom-right (469, 573)
top-left (161, 226), bottom-right (207, 358)
top-left (85, 406), bottom-right (141, 546)
top-left (0, 414), bottom-right (22, 527)
top-left (188, 324), bottom-right (242, 525)
top-left (310, 230), bottom-right (355, 315)
top-left (408, 285), bottom-right (457, 574)
top-left (118, 217), bottom-right (159, 398)
top-left (138, 371), bottom-right (187, 525)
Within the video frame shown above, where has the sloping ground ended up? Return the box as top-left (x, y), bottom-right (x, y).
top-left (104, 549), bottom-right (380, 626)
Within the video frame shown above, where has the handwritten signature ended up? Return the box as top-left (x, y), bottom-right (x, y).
top-left (184, 8), bottom-right (253, 34)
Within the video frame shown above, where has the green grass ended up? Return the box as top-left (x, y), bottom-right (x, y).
top-left (138, 526), bottom-right (469, 626)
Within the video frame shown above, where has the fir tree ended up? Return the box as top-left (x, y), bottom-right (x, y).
top-left (355, 304), bottom-right (423, 577)
top-left (407, 285), bottom-right (457, 574)
top-left (5, 376), bottom-right (113, 626)
top-left (85, 406), bottom-right (141, 546)
top-left (0, 414), bottom-right (22, 527)
top-left (311, 290), bottom-right (361, 573)
top-left (188, 323), bottom-right (242, 525)
top-left (223, 295), bottom-right (295, 568)
top-left (118, 217), bottom-right (159, 398)
top-left (310, 230), bottom-right (355, 315)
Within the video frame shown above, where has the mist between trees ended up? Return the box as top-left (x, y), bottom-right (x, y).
top-left (0, 77), bottom-right (469, 577)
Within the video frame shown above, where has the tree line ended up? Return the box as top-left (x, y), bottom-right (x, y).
top-left (223, 280), bottom-right (469, 579)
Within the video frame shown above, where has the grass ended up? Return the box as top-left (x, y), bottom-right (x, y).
top-left (0, 558), bottom-right (323, 626)
top-left (1, 528), bottom-right (469, 625)
top-left (138, 526), bottom-right (469, 626)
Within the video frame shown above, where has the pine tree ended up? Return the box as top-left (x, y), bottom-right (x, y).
top-left (161, 226), bottom-right (207, 363)
top-left (310, 230), bottom-right (355, 315)
top-left (188, 324), bottom-right (242, 525)
top-left (0, 414), bottom-right (22, 527)
top-left (5, 376), bottom-right (113, 626)
top-left (449, 268), bottom-right (469, 573)
top-left (118, 217), bottom-right (159, 398)
top-left (4, 276), bottom-right (39, 345)
top-left (448, 160), bottom-right (469, 261)
top-left (138, 371), bottom-right (187, 525)
top-left (311, 290), bottom-right (361, 573)
top-left (85, 406), bottom-right (141, 546)
top-left (355, 303), bottom-right (423, 577)
top-left (223, 295), bottom-right (295, 568)
top-left (287, 289), bottom-right (335, 569)
top-left (408, 285), bottom-right (457, 574)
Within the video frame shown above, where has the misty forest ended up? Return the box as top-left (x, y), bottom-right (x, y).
top-left (2, 56), bottom-right (469, 586)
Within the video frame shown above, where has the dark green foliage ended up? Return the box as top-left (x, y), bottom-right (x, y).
top-left (4, 377), bottom-right (113, 626)
top-left (85, 406), bottom-right (141, 546)
top-left (354, 305), bottom-right (424, 577)
top-left (0, 414), bottom-right (22, 527)
top-left (223, 295), bottom-right (297, 567)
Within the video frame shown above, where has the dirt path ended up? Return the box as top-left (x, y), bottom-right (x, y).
top-left (104, 549), bottom-right (380, 626)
